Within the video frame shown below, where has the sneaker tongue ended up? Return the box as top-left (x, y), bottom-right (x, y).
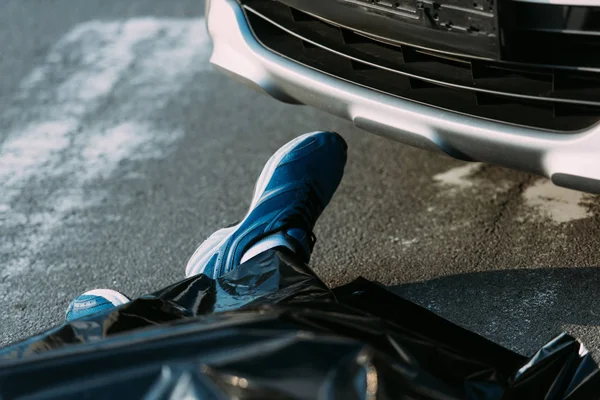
top-left (285, 227), bottom-right (313, 262)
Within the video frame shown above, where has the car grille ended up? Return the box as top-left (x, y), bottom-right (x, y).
top-left (240, 0), bottom-right (600, 132)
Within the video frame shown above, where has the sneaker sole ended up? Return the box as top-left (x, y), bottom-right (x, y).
top-left (185, 131), bottom-right (326, 277)
top-left (83, 289), bottom-right (130, 306)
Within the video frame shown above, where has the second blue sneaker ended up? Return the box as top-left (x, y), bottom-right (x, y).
top-left (66, 289), bottom-right (130, 322)
top-left (185, 131), bottom-right (347, 278)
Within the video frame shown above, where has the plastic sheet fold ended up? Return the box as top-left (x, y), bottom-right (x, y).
top-left (1, 249), bottom-right (598, 399)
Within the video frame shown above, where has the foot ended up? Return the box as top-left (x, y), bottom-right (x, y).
top-left (185, 131), bottom-right (347, 278)
top-left (66, 289), bottom-right (130, 322)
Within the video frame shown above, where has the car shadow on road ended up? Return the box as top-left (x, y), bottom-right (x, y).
top-left (387, 267), bottom-right (600, 357)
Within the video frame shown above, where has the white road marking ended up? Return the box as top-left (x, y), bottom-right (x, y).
top-left (433, 163), bottom-right (482, 189)
top-left (433, 162), bottom-right (595, 224)
top-left (522, 179), bottom-right (593, 224)
top-left (0, 18), bottom-right (210, 279)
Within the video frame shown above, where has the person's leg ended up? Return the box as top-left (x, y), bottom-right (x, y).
top-left (185, 131), bottom-right (347, 278)
top-left (65, 131), bottom-right (347, 321)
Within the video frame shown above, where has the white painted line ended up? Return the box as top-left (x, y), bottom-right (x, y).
top-left (433, 163), bottom-right (483, 189)
top-left (522, 179), bottom-right (593, 224)
top-left (0, 18), bottom-right (210, 279)
top-left (433, 163), bottom-right (595, 224)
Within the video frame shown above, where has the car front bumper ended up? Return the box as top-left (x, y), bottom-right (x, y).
top-left (206, 0), bottom-right (600, 194)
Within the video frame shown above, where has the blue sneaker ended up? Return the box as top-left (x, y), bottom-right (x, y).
top-left (66, 289), bottom-right (130, 322)
top-left (185, 131), bottom-right (347, 278)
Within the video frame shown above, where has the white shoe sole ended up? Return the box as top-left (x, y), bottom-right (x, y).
top-left (83, 289), bottom-right (130, 306)
top-left (184, 131), bottom-right (325, 277)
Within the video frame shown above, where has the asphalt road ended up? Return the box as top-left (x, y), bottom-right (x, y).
top-left (2, 0), bottom-right (600, 361)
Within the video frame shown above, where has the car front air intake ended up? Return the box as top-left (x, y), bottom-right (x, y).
top-left (239, 0), bottom-right (600, 132)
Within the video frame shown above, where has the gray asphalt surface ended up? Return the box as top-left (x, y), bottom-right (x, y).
top-left (2, 0), bottom-right (600, 361)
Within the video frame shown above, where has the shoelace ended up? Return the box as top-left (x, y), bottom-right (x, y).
top-left (280, 179), bottom-right (325, 240)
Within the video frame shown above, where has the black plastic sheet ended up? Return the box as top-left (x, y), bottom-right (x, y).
top-left (1, 249), bottom-right (599, 399)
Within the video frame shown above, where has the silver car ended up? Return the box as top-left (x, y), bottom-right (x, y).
top-left (205, 0), bottom-right (600, 194)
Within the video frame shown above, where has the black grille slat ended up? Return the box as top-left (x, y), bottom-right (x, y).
top-left (554, 72), bottom-right (600, 91)
top-left (553, 71), bottom-right (600, 103)
top-left (289, 7), bottom-right (313, 22)
top-left (471, 62), bottom-right (554, 97)
top-left (409, 78), bottom-right (441, 90)
top-left (555, 104), bottom-right (600, 118)
top-left (476, 93), bottom-right (511, 106)
top-left (402, 48), bottom-right (470, 69)
top-left (402, 48), bottom-right (474, 83)
top-left (510, 31), bottom-right (600, 68)
top-left (511, 3), bottom-right (600, 68)
top-left (301, 41), bottom-right (317, 50)
top-left (341, 31), bottom-right (406, 63)
top-left (350, 60), bottom-right (377, 71)
top-left (243, 0), bottom-right (600, 131)
top-left (471, 63), bottom-right (553, 85)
